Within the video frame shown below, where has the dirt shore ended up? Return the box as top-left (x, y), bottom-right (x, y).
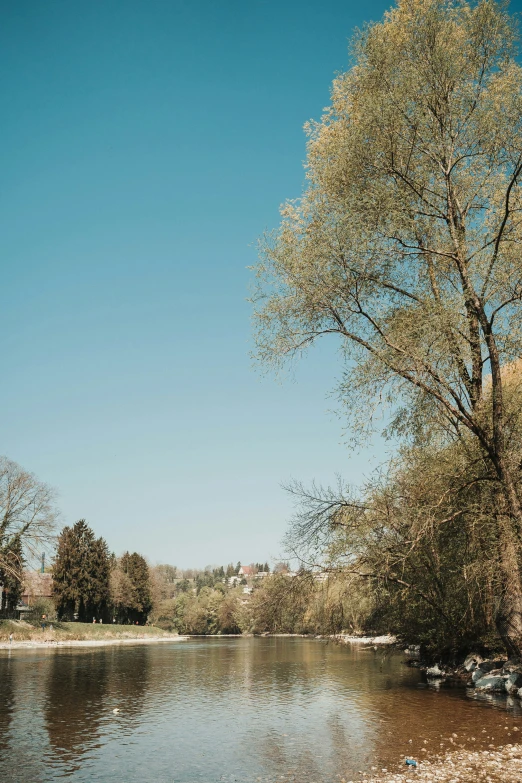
top-left (362, 743), bottom-right (522, 782)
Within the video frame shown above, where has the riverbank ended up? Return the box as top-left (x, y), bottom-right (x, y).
top-left (256, 632), bottom-right (397, 644)
top-left (0, 619), bottom-right (186, 649)
top-left (365, 743), bottom-right (522, 782)
top-left (335, 633), bottom-right (397, 645)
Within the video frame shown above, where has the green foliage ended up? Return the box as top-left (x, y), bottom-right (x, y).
top-left (0, 537), bottom-right (24, 612)
top-left (111, 552), bottom-right (152, 624)
top-left (177, 578), bottom-right (191, 593)
top-left (216, 591), bottom-right (244, 633)
top-left (245, 572), bottom-right (369, 635)
top-left (25, 597), bottom-right (57, 622)
top-left (154, 589), bottom-right (219, 634)
top-left (247, 573), bottom-right (311, 633)
top-left (195, 571), bottom-right (219, 592)
top-left (152, 586), bottom-right (245, 635)
top-left (149, 569), bottom-right (375, 638)
top-left (52, 520), bottom-right (111, 622)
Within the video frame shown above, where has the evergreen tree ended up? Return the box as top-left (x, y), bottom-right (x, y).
top-left (111, 552), bottom-right (152, 624)
top-left (0, 537), bottom-right (24, 613)
top-left (52, 520), bottom-right (111, 621)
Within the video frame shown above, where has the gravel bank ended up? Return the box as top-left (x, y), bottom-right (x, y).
top-left (362, 744), bottom-right (522, 783)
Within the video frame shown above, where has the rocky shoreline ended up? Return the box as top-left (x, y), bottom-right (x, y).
top-left (312, 633), bottom-right (522, 702)
top-left (336, 640), bottom-right (522, 780)
top-left (415, 652), bottom-right (522, 698)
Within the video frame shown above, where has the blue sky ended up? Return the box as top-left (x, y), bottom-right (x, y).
top-left (3, 0), bottom-right (506, 568)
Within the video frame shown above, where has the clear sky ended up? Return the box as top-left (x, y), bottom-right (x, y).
top-left (4, 0), bottom-right (510, 568)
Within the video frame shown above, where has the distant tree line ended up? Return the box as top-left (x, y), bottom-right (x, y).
top-left (50, 520), bottom-right (278, 628)
top-left (150, 569), bottom-right (370, 636)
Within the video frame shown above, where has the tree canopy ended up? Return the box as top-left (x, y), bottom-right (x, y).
top-left (0, 456), bottom-right (57, 578)
top-left (253, 0), bottom-right (522, 653)
top-left (52, 520), bottom-right (111, 622)
top-left (110, 552), bottom-right (152, 624)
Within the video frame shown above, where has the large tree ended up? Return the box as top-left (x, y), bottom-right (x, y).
top-left (52, 520), bottom-right (111, 621)
top-left (110, 552), bottom-right (152, 624)
top-left (0, 456), bottom-right (57, 579)
top-left (0, 537), bottom-right (24, 613)
top-left (253, 0), bottom-right (522, 653)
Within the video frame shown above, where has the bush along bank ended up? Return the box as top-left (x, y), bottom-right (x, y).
top-left (418, 653), bottom-right (522, 696)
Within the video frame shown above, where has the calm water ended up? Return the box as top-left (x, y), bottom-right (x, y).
top-left (1, 637), bottom-right (522, 782)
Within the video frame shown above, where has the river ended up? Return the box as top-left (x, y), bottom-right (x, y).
top-left (1, 637), bottom-right (521, 782)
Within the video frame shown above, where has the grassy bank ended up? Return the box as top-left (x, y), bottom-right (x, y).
top-left (0, 619), bottom-right (179, 644)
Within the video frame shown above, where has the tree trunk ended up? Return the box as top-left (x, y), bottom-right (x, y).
top-left (495, 513), bottom-right (522, 657)
top-left (484, 338), bottom-right (522, 655)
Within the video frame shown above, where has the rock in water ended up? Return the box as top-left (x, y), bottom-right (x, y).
top-left (426, 664), bottom-right (443, 678)
top-left (505, 672), bottom-right (522, 694)
top-left (474, 674), bottom-right (506, 692)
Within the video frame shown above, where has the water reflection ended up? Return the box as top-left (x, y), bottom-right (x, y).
top-left (0, 652), bottom-right (14, 757)
top-left (0, 638), bottom-right (521, 783)
top-left (43, 646), bottom-right (151, 771)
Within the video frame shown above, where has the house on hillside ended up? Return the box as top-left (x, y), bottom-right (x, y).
top-left (21, 571), bottom-right (53, 607)
top-left (238, 565), bottom-right (254, 577)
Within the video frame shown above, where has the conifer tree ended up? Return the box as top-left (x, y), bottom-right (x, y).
top-left (110, 552), bottom-right (152, 624)
top-left (0, 537), bottom-right (24, 612)
top-left (52, 520), bottom-right (111, 621)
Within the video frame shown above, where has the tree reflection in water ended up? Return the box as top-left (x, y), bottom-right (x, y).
top-left (2, 639), bottom-right (522, 783)
top-left (43, 646), bottom-right (151, 772)
top-left (0, 653), bottom-right (15, 757)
